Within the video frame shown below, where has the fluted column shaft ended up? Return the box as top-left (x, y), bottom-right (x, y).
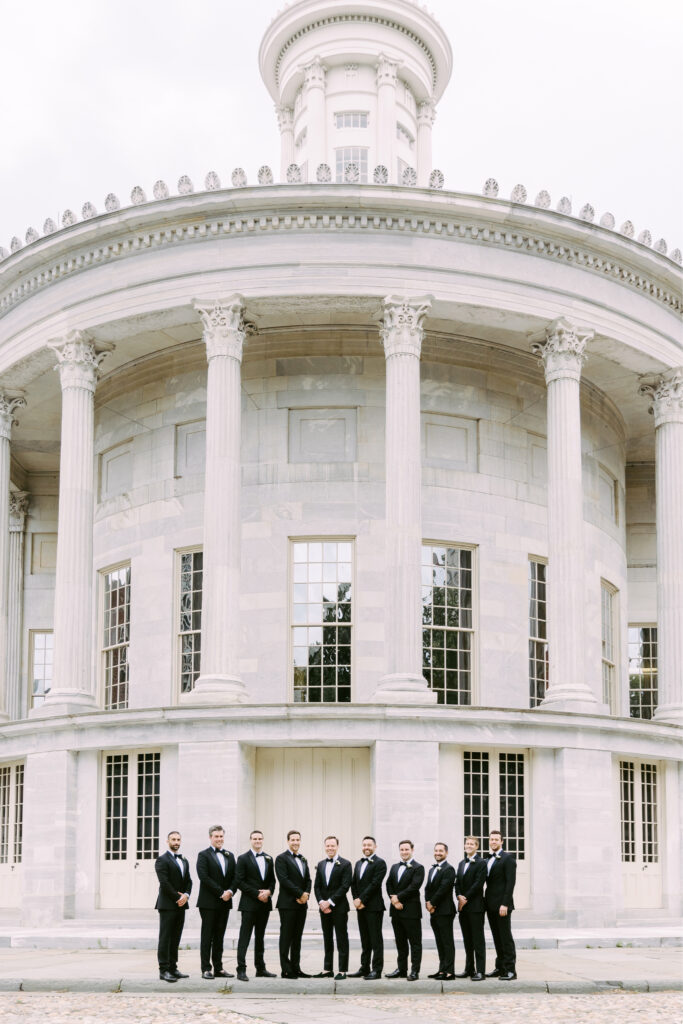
top-left (7, 492), bottom-right (29, 719)
top-left (532, 318), bottom-right (602, 712)
top-left (0, 393), bottom-right (26, 721)
top-left (376, 57), bottom-right (398, 181)
top-left (39, 334), bottom-right (110, 714)
top-left (416, 100), bottom-right (435, 187)
top-left (303, 59), bottom-right (326, 177)
top-left (640, 371), bottom-right (683, 724)
top-left (184, 296), bottom-right (247, 704)
top-left (375, 296), bottom-right (436, 704)
top-left (277, 106), bottom-right (295, 180)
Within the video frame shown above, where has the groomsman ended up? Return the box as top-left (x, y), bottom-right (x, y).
top-left (484, 830), bottom-right (517, 980)
top-left (424, 841), bottom-right (456, 980)
top-left (234, 830), bottom-right (276, 981)
top-left (385, 840), bottom-right (425, 981)
top-left (196, 825), bottom-right (236, 980)
top-left (155, 830), bottom-right (192, 982)
top-left (275, 829), bottom-right (312, 979)
top-left (313, 835), bottom-right (353, 980)
top-left (454, 836), bottom-right (486, 980)
top-left (350, 836), bottom-right (387, 980)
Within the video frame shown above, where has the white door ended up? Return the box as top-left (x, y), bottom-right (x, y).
top-left (620, 760), bottom-right (662, 909)
top-left (100, 751), bottom-right (161, 909)
top-left (0, 762), bottom-right (24, 909)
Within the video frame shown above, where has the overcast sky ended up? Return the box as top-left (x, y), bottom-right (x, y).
top-left (0, 0), bottom-right (681, 252)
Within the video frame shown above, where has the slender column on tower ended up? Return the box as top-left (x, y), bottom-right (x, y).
top-left (531, 317), bottom-right (603, 713)
top-left (276, 105), bottom-right (295, 180)
top-left (416, 99), bottom-right (436, 187)
top-left (0, 392), bottom-right (26, 721)
top-left (376, 56), bottom-right (398, 181)
top-left (639, 370), bottom-right (683, 725)
top-left (183, 296), bottom-right (247, 705)
top-left (37, 333), bottom-right (111, 715)
top-left (302, 58), bottom-right (326, 176)
top-left (7, 491), bottom-right (29, 720)
top-left (374, 295), bottom-right (436, 704)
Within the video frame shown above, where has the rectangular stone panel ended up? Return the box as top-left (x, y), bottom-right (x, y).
top-left (422, 413), bottom-right (478, 471)
top-left (527, 432), bottom-right (548, 481)
top-left (30, 532), bottom-right (57, 573)
top-left (175, 420), bottom-right (206, 477)
top-left (99, 441), bottom-right (133, 501)
top-left (288, 408), bottom-right (357, 463)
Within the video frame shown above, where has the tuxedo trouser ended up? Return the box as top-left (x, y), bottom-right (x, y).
top-left (357, 910), bottom-right (384, 973)
top-left (199, 905), bottom-right (230, 972)
top-left (237, 909), bottom-right (270, 971)
top-left (319, 910), bottom-right (349, 972)
top-left (458, 911), bottom-right (485, 974)
top-left (391, 914), bottom-right (422, 974)
top-left (430, 913), bottom-right (455, 974)
top-left (278, 907), bottom-right (307, 973)
top-left (486, 908), bottom-right (516, 973)
top-left (157, 909), bottom-right (186, 972)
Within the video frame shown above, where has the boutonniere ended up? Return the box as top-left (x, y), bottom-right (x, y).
top-left (300, 855), bottom-right (307, 863)
top-left (264, 854), bottom-right (271, 861)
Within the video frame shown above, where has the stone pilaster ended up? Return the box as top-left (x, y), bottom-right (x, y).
top-left (531, 317), bottom-right (604, 713)
top-left (302, 58), bottom-right (326, 177)
top-left (374, 296), bottom-right (436, 704)
top-left (376, 55), bottom-right (398, 181)
top-left (416, 99), bottom-right (436, 187)
top-left (182, 296), bottom-right (247, 704)
top-left (276, 105), bottom-right (295, 181)
top-left (0, 393), bottom-right (26, 721)
top-left (639, 370), bottom-right (683, 725)
top-left (36, 332), bottom-right (111, 716)
top-left (7, 491), bottom-right (29, 720)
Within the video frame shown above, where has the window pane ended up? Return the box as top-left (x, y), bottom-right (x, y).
top-left (422, 545), bottom-right (473, 705)
top-left (628, 626), bottom-right (658, 720)
top-left (103, 566), bottom-right (131, 710)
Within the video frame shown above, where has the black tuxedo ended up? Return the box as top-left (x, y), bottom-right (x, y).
top-left (386, 859), bottom-right (424, 974)
top-left (196, 846), bottom-right (236, 973)
top-left (351, 855), bottom-right (387, 974)
top-left (234, 849), bottom-right (276, 972)
top-left (485, 850), bottom-right (517, 974)
top-left (455, 854), bottom-right (486, 975)
top-left (314, 856), bottom-right (352, 973)
top-left (275, 849), bottom-right (312, 975)
top-left (154, 850), bottom-right (192, 973)
top-left (424, 860), bottom-right (456, 974)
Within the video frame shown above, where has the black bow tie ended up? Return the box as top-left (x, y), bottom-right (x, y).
top-left (431, 863), bottom-right (441, 869)
top-left (361, 857), bottom-right (370, 862)
top-left (214, 848), bottom-right (224, 854)
top-left (327, 858), bottom-right (335, 863)
top-left (255, 853), bottom-right (264, 858)
top-left (292, 853), bottom-right (301, 859)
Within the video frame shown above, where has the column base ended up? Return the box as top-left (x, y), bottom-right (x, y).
top-left (30, 691), bottom-right (97, 717)
top-left (180, 674), bottom-right (247, 705)
top-left (537, 685), bottom-right (608, 716)
top-left (654, 702), bottom-right (683, 726)
top-left (373, 672), bottom-right (437, 705)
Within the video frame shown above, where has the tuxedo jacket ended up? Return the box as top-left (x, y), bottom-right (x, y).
top-left (455, 855), bottom-right (486, 914)
top-left (386, 859), bottom-right (424, 918)
top-left (314, 856), bottom-right (352, 913)
top-left (275, 849), bottom-right (312, 909)
top-left (424, 861), bottom-right (456, 917)
top-left (155, 850), bottom-right (192, 910)
top-left (234, 850), bottom-right (276, 913)
top-left (196, 846), bottom-right (237, 909)
top-left (351, 855), bottom-right (387, 912)
top-left (484, 851), bottom-right (516, 912)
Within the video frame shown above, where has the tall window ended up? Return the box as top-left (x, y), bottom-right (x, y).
top-left (292, 540), bottom-right (352, 703)
top-left (601, 581), bottom-right (617, 711)
top-left (0, 763), bottom-right (24, 866)
top-left (102, 566), bottom-right (131, 710)
top-left (335, 147), bottom-right (368, 182)
top-left (137, 752), bottom-right (161, 860)
top-left (528, 559), bottom-right (548, 707)
top-left (421, 544), bottom-right (473, 704)
top-left (29, 630), bottom-right (53, 708)
top-left (620, 760), bottom-right (658, 864)
top-left (335, 111), bottom-right (368, 129)
top-left (104, 752), bottom-right (160, 862)
top-left (463, 750), bottom-right (525, 860)
top-left (178, 550), bottom-right (203, 694)
top-left (628, 626), bottom-right (658, 720)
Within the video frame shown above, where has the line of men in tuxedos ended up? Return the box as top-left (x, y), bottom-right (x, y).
top-left (154, 826), bottom-right (517, 982)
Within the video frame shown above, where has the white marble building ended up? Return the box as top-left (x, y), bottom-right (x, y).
top-left (0, 0), bottom-right (681, 930)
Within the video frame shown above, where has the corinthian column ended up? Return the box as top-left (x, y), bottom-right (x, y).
top-left (639, 370), bottom-right (683, 725)
top-left (0, 392), bottom-right (26, 721)
top-left (531, 318), bottom-right (604, 713)
top-left (37, 332), bottom-right (111, 716)
top-left (376, 56), bottom-right (398, 181)
top-left (416, 99), bottom-right (436, 187)
top-left (303, 58), bottom-right (326, 176)
top-left (183, 296), bottom-right (247, 704)
top-left (276, 105), bottom-right (295, 181)
top-left (8, 491), bottom-right (29, 720)
top-left (374, 296), bottom-right (436, 704)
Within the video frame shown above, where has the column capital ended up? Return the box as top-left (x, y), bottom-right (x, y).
top-left (531, 317), bottom-right (593, 384)
top-left (48, 331), bottom-right (113, 393)
top-left (376, 54), bottom-right (399, 87)
top-left (380, 295), bottom-right (432, 359)
top-left (9, 491), bottom-right (29, 533)
top-left (275, 105), bottom-right (294, 133)
top-left (0, 391), bottom-right (26, 441)
top-left (639, 369), bottom-right (683, 428)
top-left (195, 295), bottom-right (251, 361)
top-left (417, 99), bottom-right (436, 126)
top-left (303, 57), bottom-right (326, 90)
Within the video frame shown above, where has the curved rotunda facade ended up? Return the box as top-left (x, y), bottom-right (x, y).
top-left (0, 0), bottom-right (681, 929)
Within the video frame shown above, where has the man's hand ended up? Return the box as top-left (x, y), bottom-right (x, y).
top-left (176, 893), bottom-right (188, 907)
top-left (390, 895), bottom-right (399, 907)
top-left (353, 898), bottom-right (363, 910)
top-left (300, 892), bottom-right (309, 904)
top-left (221, 890), bottom-right (232, 901)
top-left (257, 889), bottom-right (270, 902)
top-left (499, 905), bottom-right (508, 917)
top-left (457, 895), bottom-right (467, 911)
top-left (319, 900), bottom-right (331, 914)
top-left (395, 900), bottom-right (404, 910)
top-left (426, 900), bottom-right (434, 914)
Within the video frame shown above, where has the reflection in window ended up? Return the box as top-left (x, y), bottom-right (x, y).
top-left (179, 551), bottom-right (203, 693)
top-left (103, 566), bottom-right (131, 710)
top-left (421, 545), bottom-right (473, 704)
top-left (335, 147), bottom-right (368, 182)
top-left (30, 631), bottom-right (53, 708)
top-left (628, 626), bottom-right (657, 719)
top-left (529, 560), bottom-right (548, 707)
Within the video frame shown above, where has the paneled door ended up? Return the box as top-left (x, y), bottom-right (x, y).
top-left (0, 762), bottom-right (24, 909)
top-left (620, 760), bottom-right (662, 909)
top-left (100, 751), bottom-right (161, 909)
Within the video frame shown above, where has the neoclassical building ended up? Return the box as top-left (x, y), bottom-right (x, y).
top-left (0, 0), bottom-right (681, 930)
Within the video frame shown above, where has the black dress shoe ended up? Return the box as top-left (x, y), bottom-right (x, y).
top-left (486, 968), bottom-right (500, 977)
top-left (281, 971), bottom-right (295, 978)
top-left (159, 971), bottom-right (177, 982)
top-left (348, 969), bottom-right (367, 977)
top-left (454, 970), bottom-right (471, 978)
top-left (384, 969), bottom-right (406, 978)
top-left (428, 971), bottom-right (442, 979)
top-left (442, 973), bottom-right (456, 981)
top-left (471, 972), bottom-right (485, 981)
top-left (256, 969), bottom-right (276, 978)
top-left (172, 970), bottom-right (188, 978)
top-left (364, 971), bottom-right (381, 980)
top-left (202, 971), bottom-right (214, 979)
top-left (296, 971), bottom-right (311, 978)
top-left (498, 971), bottom-right (517, 980)
top-left (334, 972), bottom-right (347, 980)
top-left (214, 969), bottom-right (234, 978)
top-left (315, 970), bottom-right (333, 978)
top-left (407, 972), bottom-right (419, 981)
top-left (236, 970), bottom-right (248, 982)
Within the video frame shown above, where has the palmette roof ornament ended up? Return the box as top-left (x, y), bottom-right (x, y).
top-left (177, 175), bottom-right (194, 195)
top-left (0, 247), bottom-right (9, 260)
top-left (153, 180), bottom-right (170, 200)
top-left (429, 169), bottom-right (444, 189)
top-left (286, 163), bottom-right (302, 183)
top-left (401, 166), bottom-right (417, 186)
top-left (258, 165), bottom-right (274, 185)
top-left (231, 168), bottom-right (247, 187)
top-left (316, 163), bottom-right (332, 183)
top-left (62, 210), bottom-right (77, 226)
top-left (205, 171), bottom-right (221, 190)
top-left (483, 178), bottom-right (499, 197)
top-left (599, 212), bottom-right (615, 229)
top-left (373, 165), bottom-right (389, 184)
top-left (104, 193), bottom-right (120, 212)
top-left (639, 371), bottom-right (683, 428)
top-left (556, 197), bottom-right (572, 214)
top-left (10, 236), bottom-right (22, 252)
top-left (654, 238), bottom-right (667, 254)
top-left (344, 162), bottom-right (360, 184)
top-left (43, 218), bottom-right (57, 234)
top-left (130, 186), bottom-right (147, 205)
top-left (510, 184), bottom-right (527, 203)
top-left (535, 190), bottom-right (551, 208)
top-left (620, 220), bottom-right (634, 237)
top-left (25, 227), bottom-right (40, 243)
top-left (638, 229), bottom-right (652, 246)
top-left (579, 203), bottom-right (595, 222)
top-left (671, 248), bottom-right (682, 265)
top-left (82, 202), bottom-right (97, 220)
